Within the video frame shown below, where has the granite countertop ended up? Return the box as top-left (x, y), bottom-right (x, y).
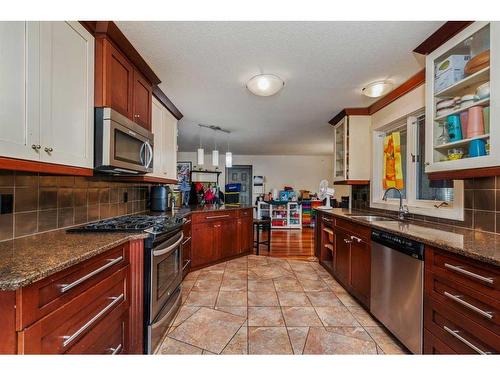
top-left (0, 206), bottom-right (254, 291)
top-left (318, 208), bottom-right (500, 267)
top-left (0, 230), bottom-right (148, 291)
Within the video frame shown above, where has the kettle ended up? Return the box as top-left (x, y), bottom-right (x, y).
top-left (150, 186), bottom-right (170, 212)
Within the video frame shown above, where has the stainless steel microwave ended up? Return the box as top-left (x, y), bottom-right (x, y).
top-left (95, 108), bottom-right (154, 174)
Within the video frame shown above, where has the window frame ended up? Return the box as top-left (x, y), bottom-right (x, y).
top-left (370, 110), bottom-right (464, 221)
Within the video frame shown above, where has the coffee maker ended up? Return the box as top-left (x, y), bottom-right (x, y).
top-left (150, 186), bottom-right (171, 212)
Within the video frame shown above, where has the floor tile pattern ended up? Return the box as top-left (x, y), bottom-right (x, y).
top-left (158, 255), bottom-right (408, 355)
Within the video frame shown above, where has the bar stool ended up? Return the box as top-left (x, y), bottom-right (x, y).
top-left (253, 218), bottom-right (271, 255)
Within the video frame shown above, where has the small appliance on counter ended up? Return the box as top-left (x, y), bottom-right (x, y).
top-left (150, 186), bottom-right (171, 212)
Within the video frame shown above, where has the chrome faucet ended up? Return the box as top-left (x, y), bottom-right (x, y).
top-left (382, 188), bottom-right (409, 220)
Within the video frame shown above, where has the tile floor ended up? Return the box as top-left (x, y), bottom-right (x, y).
top-left (157, 255), bottom-right (408, 355)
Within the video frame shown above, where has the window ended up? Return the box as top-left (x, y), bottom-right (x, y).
top-left (371, 111), bottom-right (464, 220)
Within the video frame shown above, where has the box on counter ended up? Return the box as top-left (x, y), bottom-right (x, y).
top-left (434, 55), bottom-right (470, 93)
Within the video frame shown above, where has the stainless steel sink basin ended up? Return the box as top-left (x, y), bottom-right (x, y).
top-left (346, 215), bottom-right (398, 222)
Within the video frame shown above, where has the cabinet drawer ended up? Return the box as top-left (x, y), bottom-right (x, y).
top-left (65, 310), bottom-right (128, 355)
top-left (424, 329), bottom-right (457, 354)
top-left (238, 208), bottom-right (253, 218)
top-left (424, 297), bottom-right (499, 354)
top-left (335, 218), bottom-right (370, 241)
top-left (20, 266), bottom-right (129, 354)
top-left (425, 271), bottom-right (499, 334)
top-left (426, 247), bottom-right (499, 299)
top-left (192, 210), bottom-right (237, 223)
top-left (321, 215), bottom-right (335, 227)
top-left (18, 245), bottom-right (128, 329)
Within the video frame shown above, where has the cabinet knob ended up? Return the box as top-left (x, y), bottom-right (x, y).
top-left (31, 144), bottom-right (41, 150)
top-left (134, 114), bottom-right (140, 118)
top-left (424, 162), bottom-right (430, 166)
top-left (44, 147), bottom-right (53, 153)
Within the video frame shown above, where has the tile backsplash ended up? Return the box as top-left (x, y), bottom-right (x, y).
top-left (351, 176), bottom-right (500, 234)
top-left (0, 171), bottom-right (150, 241)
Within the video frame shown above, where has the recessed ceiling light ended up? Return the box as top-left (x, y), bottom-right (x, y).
top-left (246, 74), bottom-right (284, 97)
top-left (362, 80), bottom-right (393, 98)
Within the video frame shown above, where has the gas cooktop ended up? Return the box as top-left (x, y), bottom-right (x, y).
top-left (68, 214), bottom-right (184, 235)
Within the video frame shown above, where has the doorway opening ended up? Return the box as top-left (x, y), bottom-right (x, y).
top-left (226, 165), bottom-right (253, 205)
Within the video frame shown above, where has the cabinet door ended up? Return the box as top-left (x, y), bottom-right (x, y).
top-left (334, 228), bottom-right (351, 285)
top-left (220, 219), bottom-right (237, 258)
top-left (150, 97), bottom-right (164, 177)
top-left (163, 110), bottom-right (178, 179)
top-left (349, 238), bottom-right (371, 307)
top-left (333, 117), bottom-right (347, 181)
top-left (0, 22), bottom-right (39, 161)
top-left (237, 217), bottom-right (252, 254)
top-left (191, 222), bottom-right (219, 268)
top-left (132, 70), bottom-right (152, 130)
top-left (105, 39), bottom-right (134, 119)
top-left (39, 21), bottom-right (94, 168)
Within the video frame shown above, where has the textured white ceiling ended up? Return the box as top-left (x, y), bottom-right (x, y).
top-left (116, 21), bottom-right (443, 155)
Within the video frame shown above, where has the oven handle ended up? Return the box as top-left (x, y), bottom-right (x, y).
top-left (145, 141), bottom-right (153, 169)
top-left (153, 232), bottom-right (184, 257)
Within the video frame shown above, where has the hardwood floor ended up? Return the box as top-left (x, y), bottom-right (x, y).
top-left (254, 227), bottom-right (316, 260)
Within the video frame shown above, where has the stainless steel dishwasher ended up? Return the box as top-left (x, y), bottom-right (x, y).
top-left (370, 229), bottom-right (424, 354)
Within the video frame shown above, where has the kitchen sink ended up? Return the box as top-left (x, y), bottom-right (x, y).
top-left (346, 215), bottom-right (399, 222)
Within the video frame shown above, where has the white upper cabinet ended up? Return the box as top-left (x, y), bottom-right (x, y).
top-left (0, 21), bottom-right (94, 168)
top-left (150, 97), bottom-right (178, 180)
top-left (0, 22), bottom-right (39, 160)
top-left (425, 21), bottom-right (499, 174)
top-left (333, 115), bottom-right (371, 182)
top-left (39, 21), bottom-right (94, 168)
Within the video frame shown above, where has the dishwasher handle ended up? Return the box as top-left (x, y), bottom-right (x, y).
top-left (371, 230), bottom-right (424, 260)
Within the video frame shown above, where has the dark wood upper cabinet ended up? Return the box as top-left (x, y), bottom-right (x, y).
top-left (132, 70), bottom-right (152, 130)
top-left (95, 36), bottom-right (152, 131)
top-left (107, 40), bottom-right (134, 118)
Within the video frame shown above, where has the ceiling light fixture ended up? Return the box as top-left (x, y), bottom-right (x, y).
top-left (362, 80), bottom-right (393, 98)
top-left (246, 74), bottom-right (284, 97)
top-left (197, 126), bottom-right (204, 165)
top-left (212, 129), bottom-right (219, 167)
top-left (225, 132), bottom-right (232, 168)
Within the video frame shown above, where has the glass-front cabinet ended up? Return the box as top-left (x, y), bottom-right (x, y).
top-left (425, 21), bottom-right (499, 174)
top-left (332, 115), bottom-right (371, 183)
top-left (333, 117), bottom-right (347, 181)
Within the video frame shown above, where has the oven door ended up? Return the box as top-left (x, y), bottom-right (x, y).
top-left (150, 231), bottom-right (183, 321)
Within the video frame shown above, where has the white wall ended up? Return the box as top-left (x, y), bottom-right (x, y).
top-left (177, 152), bottom-right (334, 194)
top-left (371, 85), bottom-right (425, 130)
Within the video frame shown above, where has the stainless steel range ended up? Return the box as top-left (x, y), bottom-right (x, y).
top-left (68, 214), bottom-right (185, 354)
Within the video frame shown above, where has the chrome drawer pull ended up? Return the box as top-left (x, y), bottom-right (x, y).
top-left (60, 256), bottom-right (124, 293)
top-left (444, 263), bottom-right (494, 284)
top-left (182, 259), bottom-right (191, 271)
top-left (350, 235), bottom-right (362, 243)
top-left (323, 217), bottom-right (333, 223)
top-left (63, 293), bottom-right (124, 347)
top-left (444, 291), bottom-right (494, 320)
top-left (343, 238), bottom-right (351, 244)
top-left (206, 214), bottom-right (230, 219)
top-left (443, 325), bottom-right (491, 355)
top-left (182, 236), bottom-right (192, 246)
top-left (109, 344), bottom-right (122, 355)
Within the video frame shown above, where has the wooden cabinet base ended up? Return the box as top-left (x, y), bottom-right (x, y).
top-left (0, 240), bottom-right (144, 354)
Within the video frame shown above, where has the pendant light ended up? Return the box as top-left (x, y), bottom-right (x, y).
top-left (225, 132), bottom-right (232, 168)
top-left (212, 129), bottom-right (219, 167)
top-left (197, 125), bottom-right (204, 165)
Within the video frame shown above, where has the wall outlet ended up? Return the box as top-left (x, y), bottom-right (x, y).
top-left (0, 193), bottom-right (14, 214)
top-left (123, 191), bottom-right (128, 203)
